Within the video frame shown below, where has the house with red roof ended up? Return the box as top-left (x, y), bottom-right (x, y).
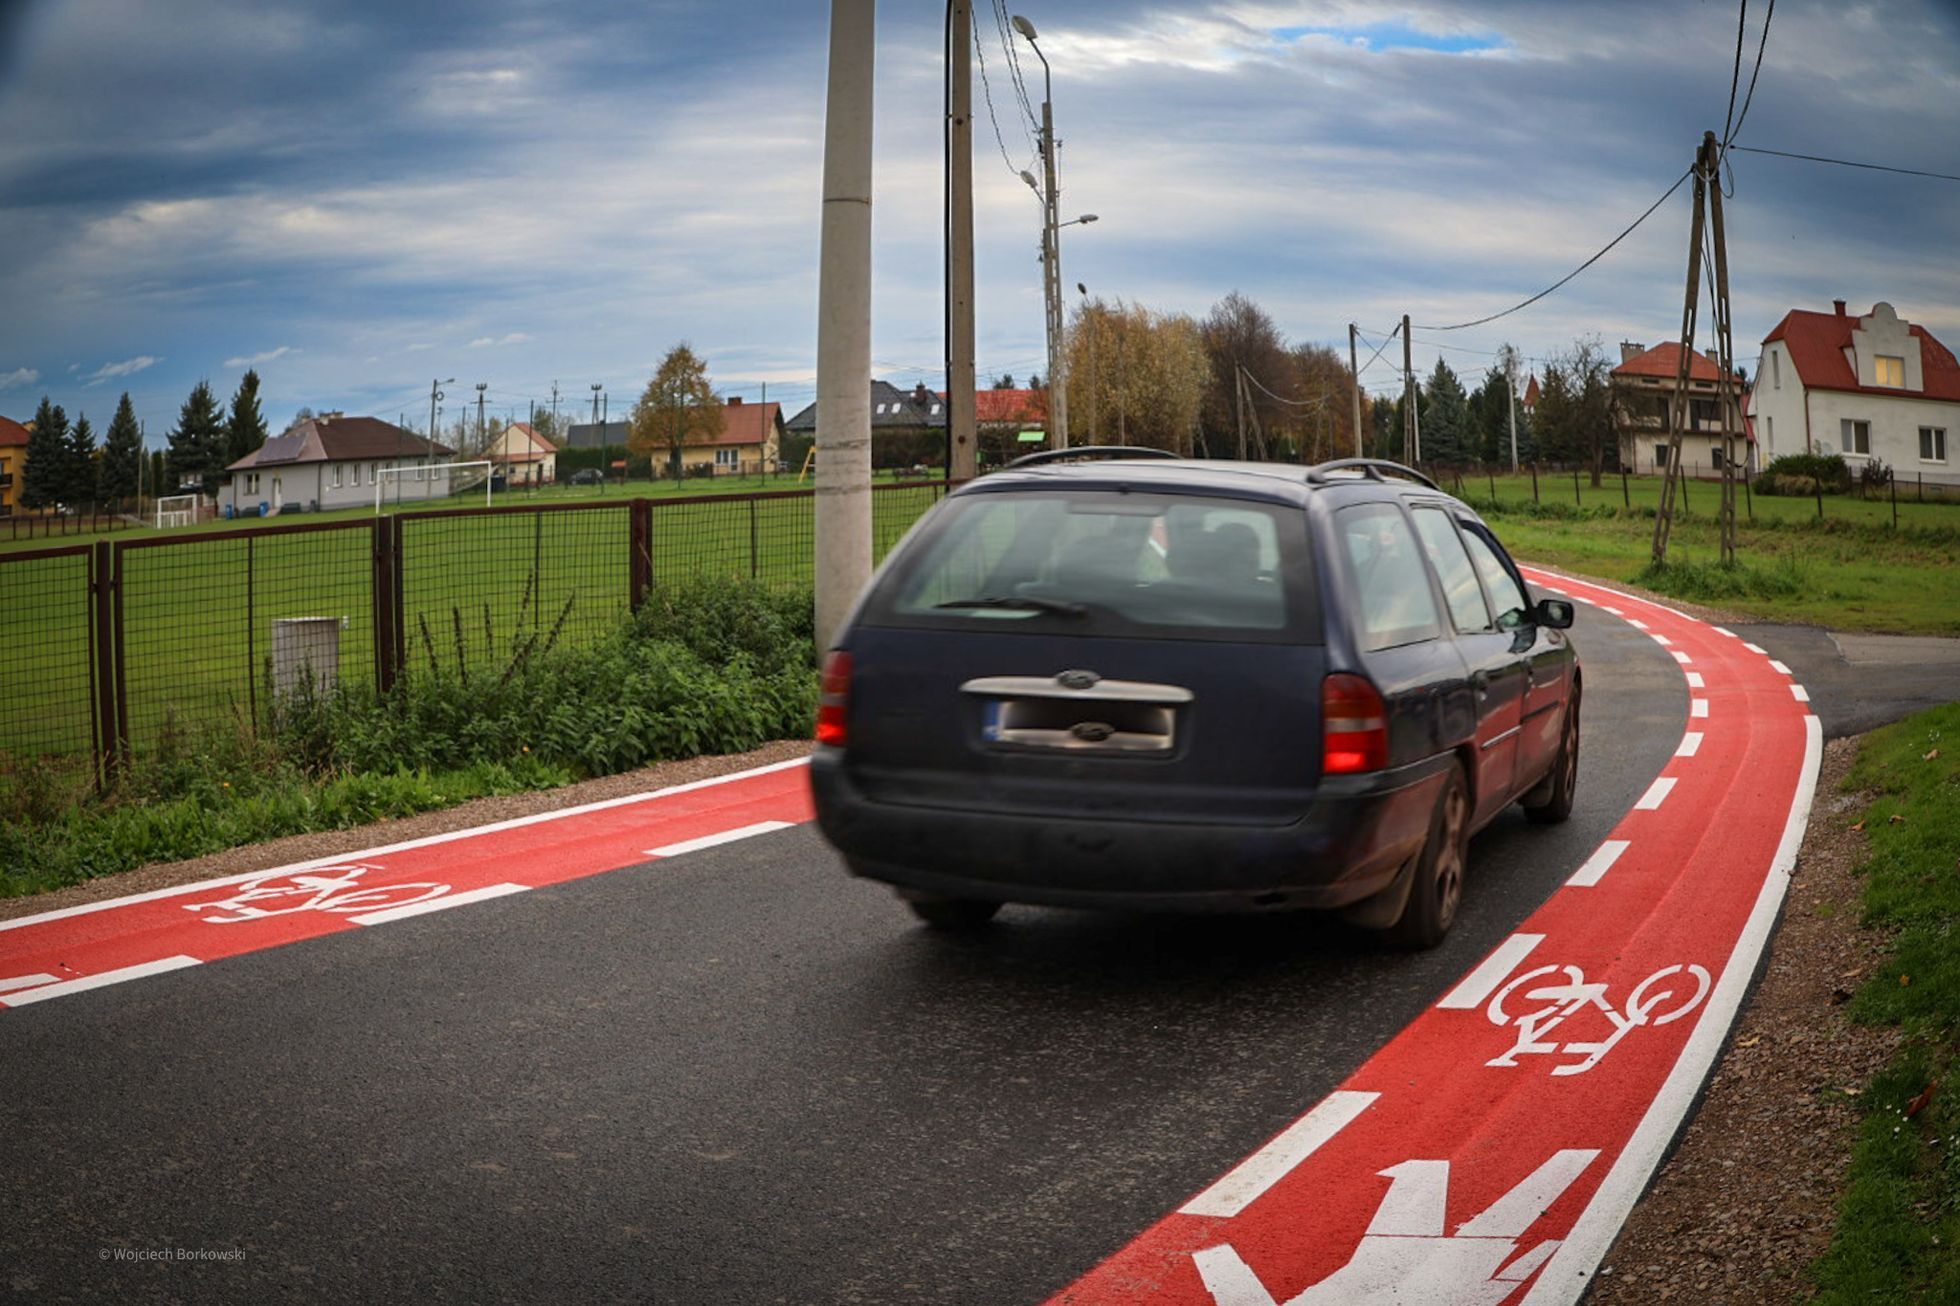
top-left (484, 421), bottom-right (558, 486)
top-left (0, 413), bottom-right (29, 517)
top-left (1609, 340), bottom-right (1750, 474)
top-left (1752, 300), bottom-right (1959, 478)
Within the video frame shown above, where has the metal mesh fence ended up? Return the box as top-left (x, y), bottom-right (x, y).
top-left (397, 503), bottom-right (631, 679)
top-left (116, 522), bottom-right (377, 754)
top-left (0, 545), bottom-right (97, 759)
top-left (651, 490), bottom-right (813, 588)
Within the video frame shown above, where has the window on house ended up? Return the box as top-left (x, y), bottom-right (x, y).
top-left (1874, 356), bottom-right (1905, 388)
top-left (1764, 415), bottom-right (1773, 452)
top-left (1841, 419), bottom-right (1871, 455)
top-left (331, 464), bottom-right (343, 488)
top-left (1655, 445), bottom-right (1670, 467)
top-left (1922, 427), bottom-right (1948, 463)
top-left (1771, 350), bottom-right (1780, 390)
top-left (368, 462), bottom-right (376, 485)
top-left (930, 403), bottom-right (942, 415)
top-left (715, 447), bottom-right (738, 467)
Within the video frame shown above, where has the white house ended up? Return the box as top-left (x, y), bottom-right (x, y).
top-left (223, 413), bottom-right (455, 515)
top-left (1752, 300), bottom-right (1960, 481)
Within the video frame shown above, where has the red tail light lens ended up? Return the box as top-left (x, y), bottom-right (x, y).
top-left (815, 650), bottom-right (852, 747)
top-left (1322, 673), bottom-right (1389, 774)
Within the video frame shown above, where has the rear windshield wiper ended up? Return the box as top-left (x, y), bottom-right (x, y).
top-left (933, 595), bottom-right (1086, 617)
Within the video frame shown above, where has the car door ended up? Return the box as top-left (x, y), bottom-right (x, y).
top-left (1459, 519), bottom-right (1569, 792)
top-left (1410, 504), bottom-right (1523, 828)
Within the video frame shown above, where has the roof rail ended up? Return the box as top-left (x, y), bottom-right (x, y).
top-left (1305, 458), bottom-right (1441, 491)
top-left (1004, 445), bottom-right (1182, 469)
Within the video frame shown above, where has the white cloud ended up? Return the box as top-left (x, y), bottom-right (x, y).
top-left (468, 333), bottom-right (533, 348)
top-left (0, 367), bottom-right (40, 391)
top-left (67, 363), bottom-right (80, 373)
top-left (83, 355), bottom-right (161, 385)
top-left (223, 345), bottom-right (296, 368)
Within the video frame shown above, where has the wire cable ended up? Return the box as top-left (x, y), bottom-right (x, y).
top-left (1728, 144), bottom-right (1960, 184)
top-left (1719, 0), bottom-right (1748, 148)
top-left (1414, 168), bottom-right (1693, 331)
top-left (972, 19), bottom-right (1028, 181)
top-left (1725, 0), bottom-right (1774, 145)
top-left (1240, 367), bottom-right (1332, 408)
top-left (1353, 323), bottom-right (1402, 380)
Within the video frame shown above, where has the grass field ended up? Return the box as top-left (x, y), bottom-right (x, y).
top-left (0, 481), bottom-right (945, 762)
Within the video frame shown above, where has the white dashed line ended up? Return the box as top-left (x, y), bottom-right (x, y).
top-left (1744, 642), bottom-right (1767, 655)
top-left (1685, 672), bottom-right (1705, 688)
top-left (1791, 684), bottom-right (1811, 702)
top-left (0, 973), bottom-right (62, 995)
top-left (1627, 619), bottom-right (1649, 630)
top-left (1179, 1091), bottom-right (1381, 1217)
top-left (1676, 732), bottom-right (1703, 757)
top-left (1671, 651), bottom-right (1693, 665)
top-left (1691, 699), bottom-right (1710, 718)
top-left (0, 956), bottom-right (202, 1007)
top-left (1439, 933), bottom-right (1546, 1010)
top-left (1602, 606), bottom-right (1624, 616)
top-left (1769, 660), bottom-right (1791, 675)
top-left (1567, 840), bottom-right (1631, 888)
top-left (350, 883), bottom-right (530, 926)
top-left (1635, 777), bottom-right (1678, 810)
top-left (1650, 634), bottom-right (1673, 647)
top-left (645, 820), bottom-right (795, 859)
top-left (1712, 626), bottom-right (1737, 638)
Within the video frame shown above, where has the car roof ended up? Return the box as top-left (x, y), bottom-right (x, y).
top-left (961, 456), bottom-right (1484, 518)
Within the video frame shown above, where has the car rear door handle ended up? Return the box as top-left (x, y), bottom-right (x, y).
top-left (1471, 670), bottom-right (1490, 699)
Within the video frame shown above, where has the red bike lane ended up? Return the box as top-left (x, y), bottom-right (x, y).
top-left (1053, 570), bottom-right (1821, 1305)
top-left (0, 758), bottom-right (814, 1008)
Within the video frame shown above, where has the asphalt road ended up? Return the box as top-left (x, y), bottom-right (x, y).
top-left (1737, 623), bottom-right (1960, 739)
top-left (1, 605), bottom-right (1686, 1306)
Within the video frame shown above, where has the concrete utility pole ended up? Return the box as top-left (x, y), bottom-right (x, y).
top-left (1015, 16), bottom-right (1067, 449)
top-left (946, 0), bottom-right (977, 480)
top-left (475, 382), bottom-right (487, 454)
top-left (1078, 283), bottom-right (1096, 443)
top-left (1506, 358), bottom-right (1520, 472)
top-left (1401, 314), bottom-right (1414, 464)
top-left (814, 0), bottom-right (875, 653)
top-left (1348, 323), bottom-right (1364, 457)
top-left (550, 381), bottom-right (560, 436)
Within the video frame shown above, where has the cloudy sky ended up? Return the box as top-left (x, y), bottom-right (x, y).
top-left (2, 0), bottom-right (1957, 442)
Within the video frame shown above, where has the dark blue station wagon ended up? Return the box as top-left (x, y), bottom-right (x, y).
top-left (809, 453), bottom-right (1579, 947)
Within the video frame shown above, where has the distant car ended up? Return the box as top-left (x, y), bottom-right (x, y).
top-left (809, 451), bottom-right (1580, 946)
top-left (569, 468), bottom-right (604, 486)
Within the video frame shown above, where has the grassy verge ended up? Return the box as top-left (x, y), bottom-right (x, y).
top-left (0, 578), bottom-right (817, 898)
top-left (1809, 703), bottom-right (1960, 1301)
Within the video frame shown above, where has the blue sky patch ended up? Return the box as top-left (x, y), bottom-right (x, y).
top-left (1273, 22), bottom-right (1508, 54)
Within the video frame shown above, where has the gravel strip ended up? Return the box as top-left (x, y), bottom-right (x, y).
top-left (1588, 734), bottom-right (1896, 1303)
top-left (0, 738), bottom-right (812, 923)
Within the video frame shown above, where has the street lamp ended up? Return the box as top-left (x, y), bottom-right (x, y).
top-left (1012, 12), bottom-right (1072, 449)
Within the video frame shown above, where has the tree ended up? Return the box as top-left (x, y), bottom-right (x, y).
top-left (1200, 291), bottom-right (1290, 456)
top-left (992, 374), bottom-right (1016, 389)
top-left (1064, 297), bottom-right (1208, 455)
top-left (21, 396), bottom-right (67, 509)
top-left (100, 392), bottom-right (143, 507)
top-left (1557, 337), bottom-right (1616, 485)
top-left (1370, 394), bottom-right (1398, 460)
top-left (1418, 359), bottom-right (1472, 466)
top-left (223, 369), bottom-right (270, 466)
top-left (65, 413), bottom-right (98, 508)
top-left (167, 380), bottom-right (228, 494)
top-left (628, 343), bottom-right (724, 478)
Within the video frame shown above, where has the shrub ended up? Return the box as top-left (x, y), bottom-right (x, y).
top-left (1759, 452), bottom-right (1851, 494)
top-left (1630, 555), bottom-right (1806, 601)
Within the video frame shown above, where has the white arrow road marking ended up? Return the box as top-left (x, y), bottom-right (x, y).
top-left (1180, 1092), bottom-right (1380, 1218)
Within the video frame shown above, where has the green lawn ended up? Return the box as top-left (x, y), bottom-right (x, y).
top-left (0, 481), bottom-right (945, 762)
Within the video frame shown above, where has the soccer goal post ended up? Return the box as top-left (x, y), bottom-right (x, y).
top-left (156, 493), bottom-right (200, 529)
top-left (374, 461), bottom-right (494, 513)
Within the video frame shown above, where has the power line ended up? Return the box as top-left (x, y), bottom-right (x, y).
top-left (972, 16), bottom-right (1028, 181)
top-left (1414, 167), bottom-right (1694, 331)
top-left (1728, 144), bottom-right (1960, 184)
top-left (1725, 0), bottom-right (1774, 145)
top-left (1719, 0), bottom-right (1748, 147)
top-left (1353, 324), bottom-right (1402, 380)
top-left (1240, 366), bottom-right (1331, 409)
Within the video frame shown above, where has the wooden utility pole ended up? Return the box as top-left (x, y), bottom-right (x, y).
top-left (1401, 313), bottom-right (1414, 463)
top-left (1706, 137), bottom-right (1742, 565)
top-left (946, 0), bottom-right (977, 480)
top-left (1348, 324), bottom-right (1364, 457)
top-left (1234, 361), bottom-right (1246, 460)
top-left (1651, 131), bottom-right (1722, 567)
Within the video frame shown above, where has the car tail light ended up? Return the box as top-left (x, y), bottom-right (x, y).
top-left (815, 650), bottom-right (852, 747)
top-left (1322, 673), bottom-right (1389, 774)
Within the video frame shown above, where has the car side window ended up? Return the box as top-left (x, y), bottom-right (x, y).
top-left (1460, 523), bottom-right (1531, 630)
top-left (1411, 507), bottom-right (1492, 634)
top-left (1336, 502), bottom-right (1442, 651)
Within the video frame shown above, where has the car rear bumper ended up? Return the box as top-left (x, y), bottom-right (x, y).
top-left (809, 748), bottom-right (1453, 913)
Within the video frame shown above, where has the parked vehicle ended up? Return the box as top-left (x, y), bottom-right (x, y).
top-left (809, 452), bottom-right (1580, 947)
top-left (569, 468), bottom-right (604, 486)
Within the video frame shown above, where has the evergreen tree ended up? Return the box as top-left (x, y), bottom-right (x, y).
top-left (21, 396), bottom-right (68, 509)
top-left (1418, 358), bottom-right (1471, 465)
top-left (223, 368), bottom-right (270, 466)
top-left (65, 413), bottom-right (98, 508)
top-left (148, 449), bottom-right (168, 500)
top-left (100, 392), bottom-right (143, 507)
top-left (167, 380), bottom-right (227, 495)
top-left (1370, 394), bottom-right (1398, 460)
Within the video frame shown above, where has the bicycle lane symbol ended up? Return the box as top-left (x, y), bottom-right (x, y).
top-left (1483, 963), bottom-right (1711, 1077)
top-left (182, 864), bottom-right (453, 923)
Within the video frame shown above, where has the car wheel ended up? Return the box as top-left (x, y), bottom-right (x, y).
top-left (901, 893), bottom-right (1002, 930)
top-left (1386, 762), bottom-right (1469, 950)
top-left (1524, 688), bottom-right (1580, 826)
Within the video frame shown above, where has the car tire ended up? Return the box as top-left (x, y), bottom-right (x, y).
top-left (1386, 762), bottom-right (1469, 951)
top-left (1523, 688), bottom-right (1580, 826)
top-left (902, 893), bottom-right (1002, 930)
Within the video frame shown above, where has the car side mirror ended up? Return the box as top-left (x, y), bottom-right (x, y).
top-left (1531, 598), bottom-right (1575, 629)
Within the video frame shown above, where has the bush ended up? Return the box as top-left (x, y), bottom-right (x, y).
top-left (1860, 457), bottom-right (1894, 492)
top-left (1630, 556), bottom-right (1806, 602)
top-left (1759, 452), bottom-right (1851, 494)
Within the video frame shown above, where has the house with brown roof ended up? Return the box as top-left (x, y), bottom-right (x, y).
top-left (221, 412), bottom-right (454, 515)
top-left (1752, 300), bottom-right (1960, 480)
top-left (0, 414), bottom-right (29, 517)
top-left (485, 421), bottom-right (557, 486)
top-left (688, 396), bottom-right (783, 476)
top-left (1610, 341), bottom-right (1750, 474)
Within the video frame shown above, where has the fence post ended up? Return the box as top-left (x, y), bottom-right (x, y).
top-left (1815, 477), bottom-right (1824, 519)
top-left (748, 496), bottom-right (760, 579)
top-left (90, 540), bottom-right (122, 789)
top-left (371, 517), bottom-right (398, 692)
top-left (1621, 469), bottom-right (1630, 509)
top-left (1530, 463), bottom-right (1539, 502)
top-left (1743, 464), bottom-right (1753, 521)
top-left (1891, 473), bottom-right (1898, 529)
top-left (1572, 469), bottom-right (1581, 506)
top-left (629, 498), bottom-right (653, 611)
top-left (1487, 467), bottom-right (1496, 503)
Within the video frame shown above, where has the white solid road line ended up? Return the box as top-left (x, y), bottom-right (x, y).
top-left (645, 820), bottom-right (795, 859)
top-left (0, 757), bottom-right (813, 936)
top-left (1691, 699), bottom-right (1710, 718)
top-left (1676, 733), bottom-right (1704, 758)
top-left (0, 972), bottom-right (62, 994)
top-left (1525, 715), bottom-right (1824, 1305)
top-left (1567, 840), bottom-right (1631, 889)
top-left (0, 956), bottom-right (201, 1007)
top-left (1438, 933), bottom-right (1545, 1010)
top-left (1791, 684), bottom-right (1812, 702)
top-left (1684, 672), bottom-right (1705, 688)
top-left (1178, 1091), bottom-right (1380, 1218)
top-left (1770, 660), bottom-right (1792, 675)
top-left (349, 883), bottom-right (530, 927)
top-left (1635, 777), bottom-right (1677, 810)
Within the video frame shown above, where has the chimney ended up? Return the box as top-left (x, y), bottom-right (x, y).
top-left (1833, 299), bottom-right (1847, 318)
top-left (1619, 341), bottom-right (1645, 365)
top-left (727, 396), bottom-right (743, 406)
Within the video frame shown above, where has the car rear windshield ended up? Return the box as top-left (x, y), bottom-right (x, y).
top-left (866, 488), bottom-right (1318, 642)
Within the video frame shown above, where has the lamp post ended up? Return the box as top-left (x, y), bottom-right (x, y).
top-left (1012, 14), bottom-right (1077, 450)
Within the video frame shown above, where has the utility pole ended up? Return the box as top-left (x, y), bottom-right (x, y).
top-left (475, 382), bottom-right (487, 455)
top-left (1348, 323), bottom-right (1364, 458)
top-left (946, 0), bottom-right (977, 480)
top-left (1706, 136), bottom-right (1742, 565)
top-left (590, 383), bottom-right (604, 492)
top-left (1234, 361), bottom-right (1246, 460)
top-left (814, 0), bottom-right (875, 652)
top-left (1506, 361), bottom-right (1520, 472)
top-left (1401, 314), bottom-right (1414, 464)
top-left (1080, 284), bottom-right (1097, 443)
top-left (1652, 132), bottom-right (1724, 567)
top-left (1015, 16), bottom-right (1067, 449)
top-left (550, 381), bottom-right (560, 437)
